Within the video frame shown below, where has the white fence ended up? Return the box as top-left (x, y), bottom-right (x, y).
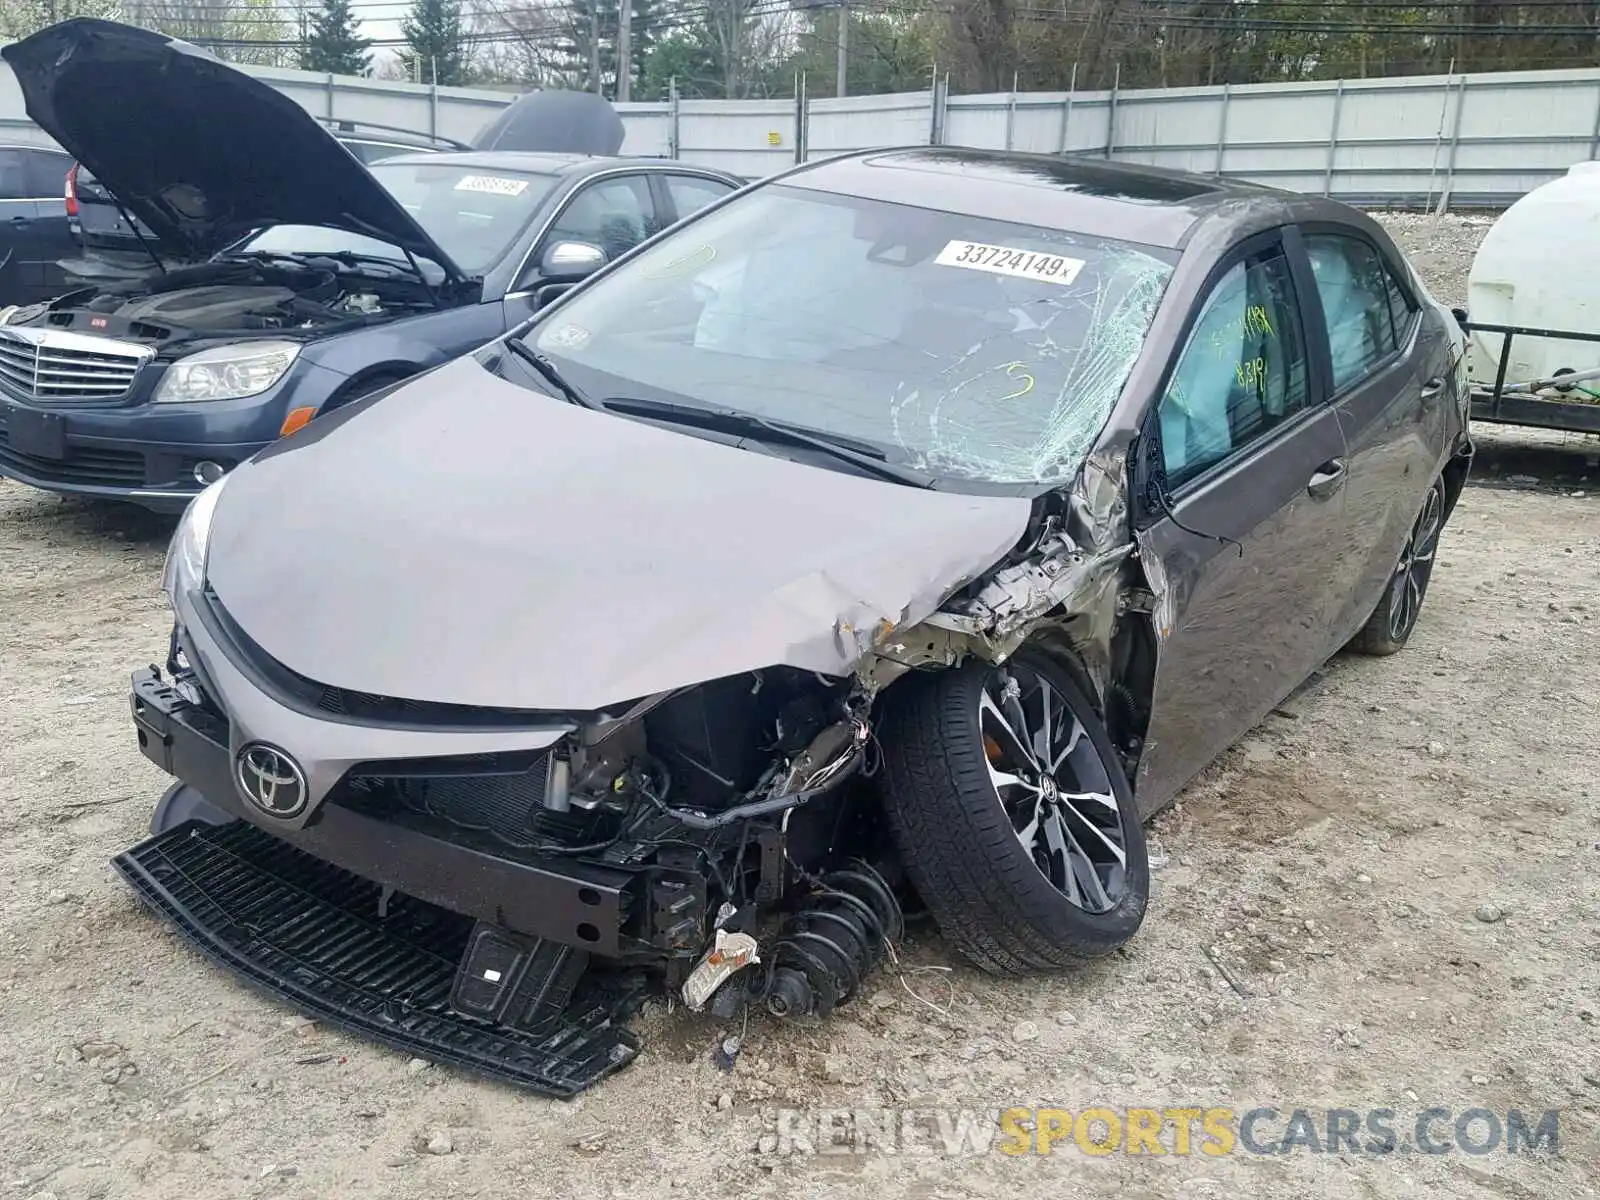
top-left (2, 53), bottom-right (1597, 206)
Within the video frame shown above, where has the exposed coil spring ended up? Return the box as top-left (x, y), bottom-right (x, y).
top-left (755, 861), bottom-right (905, 1019)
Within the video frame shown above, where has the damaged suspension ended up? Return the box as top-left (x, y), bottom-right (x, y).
top-left (755, 862), bottom-right (904, 1019)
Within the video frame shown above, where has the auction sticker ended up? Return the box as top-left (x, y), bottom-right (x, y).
top-left (935, 240), bottom-right (1085, 285)
top-left (454, 174), bottom-right (530, 196)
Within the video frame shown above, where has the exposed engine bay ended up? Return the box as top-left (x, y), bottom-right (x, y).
top-left (13, 257), bottom-right (441, 348)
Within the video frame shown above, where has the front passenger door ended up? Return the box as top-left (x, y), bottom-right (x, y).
top-left (22, 149), bottom-right (75, 300)
top-left (1133, 235), bottom-right (1350, 812)
top-left (503, 174), bottom-right (660, 324)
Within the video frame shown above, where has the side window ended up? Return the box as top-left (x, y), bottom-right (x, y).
top-left (1384, 262), bottom-right (1416, 344)
top-left (25, 150), bottom-right (69, 198)
top-left (665, 175), bottom-right (733, 223)
top-left (1158, 252), bottom-right (1310, 488)
top-left (1305, 233), bottom-right (1401, 391)
top-left (0, 149), bottom-right (29, 200)
top-left (345, 140), bottom-right (412, 164)
top-left (546, 176), bottom-right (656, 263)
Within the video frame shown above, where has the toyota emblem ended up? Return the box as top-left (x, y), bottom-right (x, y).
top-left (234, 743), bottom-right (308, 818)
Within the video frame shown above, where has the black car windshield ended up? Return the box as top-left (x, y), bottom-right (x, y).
top-left (238, 162), bottom-right (558, 276)
top-left (521, 184), bottom-right (1176, 486)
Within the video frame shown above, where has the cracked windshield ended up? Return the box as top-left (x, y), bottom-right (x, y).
top-left (526, 184), bottom-right (1176, 485)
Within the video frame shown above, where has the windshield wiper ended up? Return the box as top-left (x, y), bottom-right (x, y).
top-left (598, 396), bottom-right (936, 489)
top-left (503, 338), bottom-right (599, 409)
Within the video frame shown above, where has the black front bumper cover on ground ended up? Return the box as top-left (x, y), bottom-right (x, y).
top-left (120, 666), bottom-right (648, 1095)
top-left (115, 820), bottom-right (642, 1095)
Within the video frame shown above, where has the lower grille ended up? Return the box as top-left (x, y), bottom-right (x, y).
top-left (0, 439), bottom-right (146, 486)
top-left (112, 820), bottom-right (642, 1096)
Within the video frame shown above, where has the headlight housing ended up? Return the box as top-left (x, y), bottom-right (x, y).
top-left (155, 341), bottom-right (301, 403)
top-left (161, 476), bottom-right (228, 604)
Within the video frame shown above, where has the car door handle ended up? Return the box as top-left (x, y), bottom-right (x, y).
top-left (8, 216), bottom-right (28, 224)
top-left (1420, 376), bottom-right (1446, 399)
top-left (1307, 458), bottom-right (1347, 500)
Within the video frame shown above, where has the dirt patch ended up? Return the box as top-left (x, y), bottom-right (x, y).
top-left (0, 214), bottom-right (1596, 1199)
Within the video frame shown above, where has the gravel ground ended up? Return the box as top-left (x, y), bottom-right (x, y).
top-left (1, 214), bottom-right (1597, 1200)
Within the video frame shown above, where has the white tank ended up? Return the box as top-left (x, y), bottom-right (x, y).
top-left (1466, 160), bottom-right (1600, 391)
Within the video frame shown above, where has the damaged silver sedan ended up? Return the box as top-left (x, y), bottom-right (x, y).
top-left (123, 148), bottom-right (1472, 1094)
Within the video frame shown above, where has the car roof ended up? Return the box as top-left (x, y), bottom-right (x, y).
top-left (372, 150), bottom-right (734, 179)
top-left (775, 147), bottom-right (1308, 251)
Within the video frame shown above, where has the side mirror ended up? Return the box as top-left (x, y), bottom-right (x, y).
top-left (539, 240), bottom-right (606, 281)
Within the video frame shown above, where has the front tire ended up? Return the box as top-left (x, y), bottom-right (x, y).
top-left (878, 651), bottom-right (1148, 974)
top-left (1351, 476), bottom-right (1446, 656)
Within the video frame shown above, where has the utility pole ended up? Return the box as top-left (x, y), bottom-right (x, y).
top-left (835, 2), bottom-right (848, 98)
top-left (617, 0), bottom-right (632, 103)
top-left (589, 3), bottom-right (601, 94)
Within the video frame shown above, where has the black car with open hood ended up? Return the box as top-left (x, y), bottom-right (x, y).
top-left (2, 18), bottom-right (464, 275)
top-left (0, 19), bottom-right (740, 510)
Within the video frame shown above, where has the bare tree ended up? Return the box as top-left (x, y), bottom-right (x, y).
top-left (0, 0), bottom-right (119, 42)
top-left (467, 0), bottom-right (576, 85)
top-left (134, 0), bottom-right (299, 66)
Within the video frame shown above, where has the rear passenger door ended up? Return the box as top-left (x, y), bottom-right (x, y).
top-left (1133, 230), bottom-right (1350, 812)
top-left (1298, 228), bottom-right (1445, 643)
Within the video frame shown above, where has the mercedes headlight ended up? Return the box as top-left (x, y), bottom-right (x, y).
top-left (161, 475), bottom-right (228, 604)
top-left (155, 341), bottom-right (301, 403)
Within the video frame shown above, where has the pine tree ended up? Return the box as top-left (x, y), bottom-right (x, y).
top-left (301, 0), bottom-right (372, 76)
top-left (400, 0), bottom-right (467, 86)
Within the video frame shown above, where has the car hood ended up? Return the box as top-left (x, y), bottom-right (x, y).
top-left (2, 19), bottom-right (462, 274)
top-left (204, 356), bottom-right (1034, 712)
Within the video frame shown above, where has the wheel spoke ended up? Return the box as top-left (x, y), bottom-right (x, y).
top-left (1032, 679), bottom-right (1056, 763)
top-left (1388, 572), bottom-right (1407, 633)
top-left (1038, 806), bottom-right (1078, 901)
top-left (1050, 715), bottom-right (1086, 772)
top-left (979, 689), bottom-right (1037, 768)
top-left (1419, 487), bottom-right (1442, 540)
top-left (1059, 787), bottom-right (1119, 812)
top-left (1014, 798), bottom-right (1043, 853)
top-left (1000, 682), bottom-right (1034, 764)
top-left (1057, 797), bottom-right (1127, 865)
top-left (987, 763), bottom-right (1039, 798)
top-left (1058, 819), bottom-right (1113, 911)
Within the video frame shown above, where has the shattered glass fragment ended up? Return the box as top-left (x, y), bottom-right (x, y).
top-left (888, 249), bottom-right (1172, 486)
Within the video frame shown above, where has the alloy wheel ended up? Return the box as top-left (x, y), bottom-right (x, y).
top-left (977, 662), bottom-right (1128, 913)
top-left (1388, 481), bottom-right (1444, 642)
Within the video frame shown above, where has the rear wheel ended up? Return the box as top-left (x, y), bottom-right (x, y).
top-left (1351, 476), bottom-right (1446, 656)
top-left (878, 651), bottom-right (1149, 974)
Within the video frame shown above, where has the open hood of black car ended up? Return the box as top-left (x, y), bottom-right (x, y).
top-left (2, 19), bottom-right (465, 276)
